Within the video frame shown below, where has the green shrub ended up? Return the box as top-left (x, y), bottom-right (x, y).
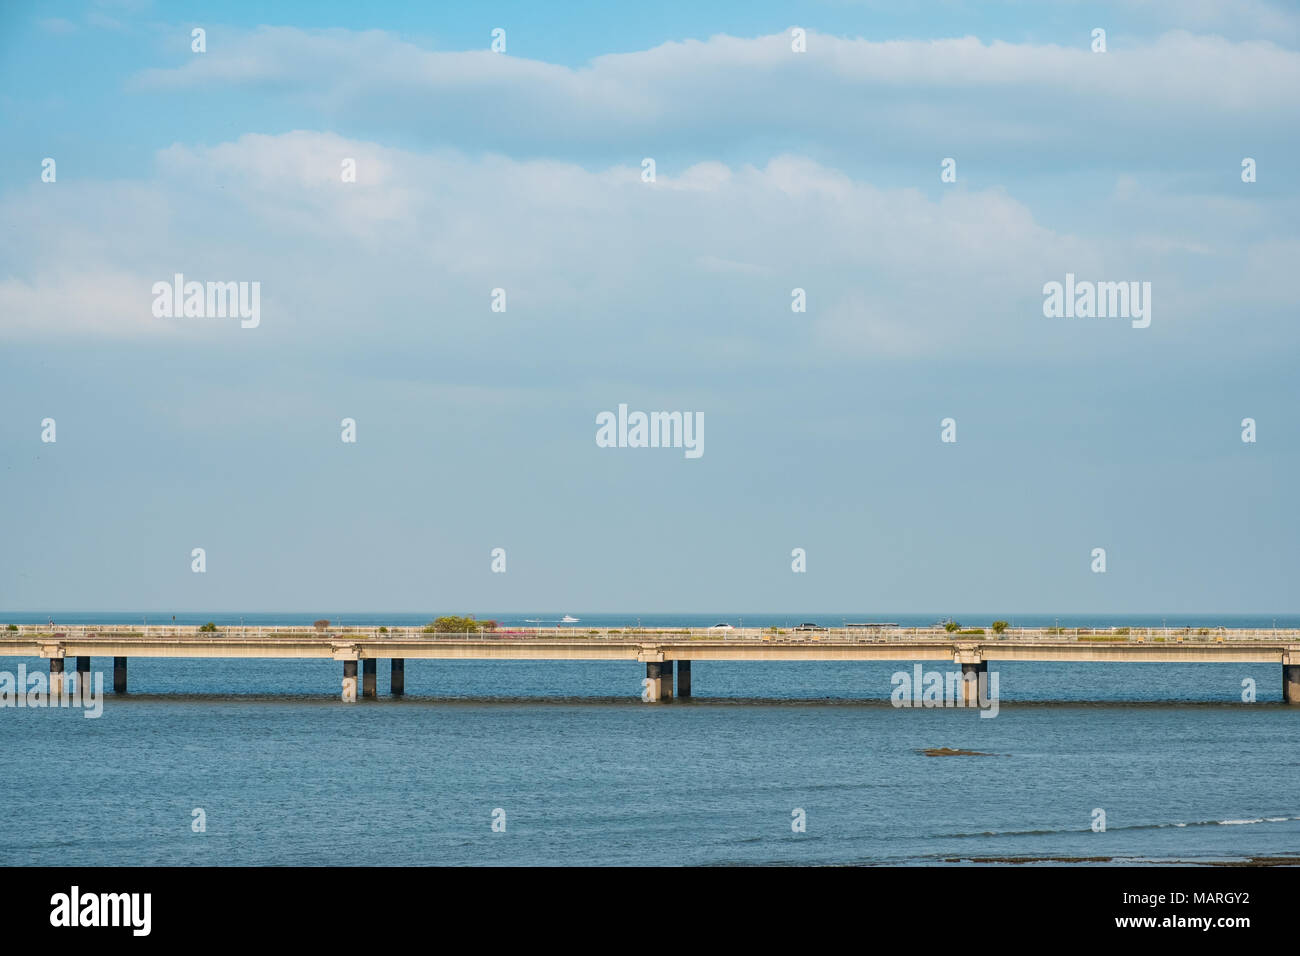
top-left (378, 626), bottom-right (389, 634)
top-left (943, 620), bottom-right (960, 633)
top-left (991, 621), bottom-right (1008, 634)
top-left (424, 616), bottom-right (481, 633)
top-left (1114, 627), bottom-right (1130, 635)
top-left (198, 622), bottom-right (217, 632)
top-left (4, 624), bottom-right (17, 631)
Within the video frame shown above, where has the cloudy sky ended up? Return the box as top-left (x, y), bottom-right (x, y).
top-left (1, 0), bottom-right (1297, 615)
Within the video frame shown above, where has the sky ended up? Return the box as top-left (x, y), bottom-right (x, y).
top-left (1, 0), bottom-right (1297, 615)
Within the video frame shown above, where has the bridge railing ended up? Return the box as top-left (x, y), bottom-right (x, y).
top-left (4, 624), bottom-right (1299, 643)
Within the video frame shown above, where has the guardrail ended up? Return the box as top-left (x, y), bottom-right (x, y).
top-left (2, 625), bottom-right (1298, 643)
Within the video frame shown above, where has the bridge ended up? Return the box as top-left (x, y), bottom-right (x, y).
top-left (2, 624), bottom-right (1299, 703)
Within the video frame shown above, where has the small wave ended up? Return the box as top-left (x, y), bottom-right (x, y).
top-left (943, 815), bottom-right (1299, 839)
top-left (1165, 816), bottom-right (1300, 828)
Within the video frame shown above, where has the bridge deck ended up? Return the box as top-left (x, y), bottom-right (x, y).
top-left (1, 629), bottom-right (1297, 664)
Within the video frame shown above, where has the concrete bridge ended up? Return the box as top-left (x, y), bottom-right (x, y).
top-left (2, 625), bottom-right (1299, 703)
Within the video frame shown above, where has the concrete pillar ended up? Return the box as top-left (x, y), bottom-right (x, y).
top-left (1284, 665), bottom-right (1300, 705)
top-left (677, 660), bottom-right (692, 698)
top-left (961, 661), bottom-right (986, 707)
top-left (49, 657), bottom-right (65, 697)
top-left (342, 660), bottom-right (358, 703)
top-left (362, 658), bottom-right (377, 698)
top-left (644, 661), bottom-right (673, 702)
top-left (391, 659), bottom-right (405, 697)
top-left (113, 657), bottom-right (127, 694)
top-left (75, 656), bottom-right (90, 694)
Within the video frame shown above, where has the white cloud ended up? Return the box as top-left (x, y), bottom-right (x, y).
top-left (0, 132), bottom-right (1292, 367)
top-left (130, 27), bottom-right (1300, 158)
top-left (0, 270), bottom-right (176, 338)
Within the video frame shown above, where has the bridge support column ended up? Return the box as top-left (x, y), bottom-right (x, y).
top-left (362, 659), bottom-right (377, 698)
top-left (391, 659), bottom-right (404, 697)
top-left (342, 660), bottom-right (358, 703)
top-left (75, 656), bottom-right (91, 693)
top-left (113, 657), bottom-right (127, 694)
top-left (677, 660), bottom-right (691, 698)
top-left (961, 662), bottom-right (986, 707)
top-left (1284, 665), bottom-right (1300, 705)
top-left (49, 657), bottom-right (65, 697)
top-left (644, 661), bottom-right (673, 702)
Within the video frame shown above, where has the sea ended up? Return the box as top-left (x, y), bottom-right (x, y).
top-left (1, 612), bottom-right (1297, 866)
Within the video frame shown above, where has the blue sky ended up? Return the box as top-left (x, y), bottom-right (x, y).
top-left (1, 0), bottom-right (1298, 614)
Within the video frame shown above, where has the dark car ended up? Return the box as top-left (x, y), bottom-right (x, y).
top-left (793, 622), bottom-right (828, 631)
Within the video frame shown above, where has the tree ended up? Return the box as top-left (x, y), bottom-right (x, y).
top-left (991, 620), bottom-right (1009, 634)
top-left (943, 620), bottom-right (960, 633)
top-left (198, 622), bottom-right (217, 632)
top-left (313, 619), bottom-right (330, 631)
top-left (424, 616), bottom-right (481, 633)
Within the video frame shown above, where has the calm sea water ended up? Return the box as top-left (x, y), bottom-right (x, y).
top-left (1, 613), bottom-right (1297, 865)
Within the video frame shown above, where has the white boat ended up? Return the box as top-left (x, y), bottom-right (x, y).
top-left (561, 615), bottom-right (580, 624)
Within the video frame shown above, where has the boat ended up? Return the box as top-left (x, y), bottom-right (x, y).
top-left (561, 615), bottom-right (580, 624)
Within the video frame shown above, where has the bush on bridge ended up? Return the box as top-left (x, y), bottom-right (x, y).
top-left (424, 616), bottom-right (482, 633)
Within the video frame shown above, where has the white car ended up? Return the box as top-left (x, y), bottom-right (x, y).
top-left (708, 623), bottom-right (734, 631)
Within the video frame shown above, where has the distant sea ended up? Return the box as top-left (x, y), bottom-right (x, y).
top-left (4, 611), bottom-right (1299, 628)
top-left (2, 611), bottom-right (1297, 866)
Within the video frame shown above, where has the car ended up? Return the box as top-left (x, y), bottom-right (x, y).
top-left (793, 622), bottom-right (828, 631)
top-left (708, 623), bottom-right (734, 631)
